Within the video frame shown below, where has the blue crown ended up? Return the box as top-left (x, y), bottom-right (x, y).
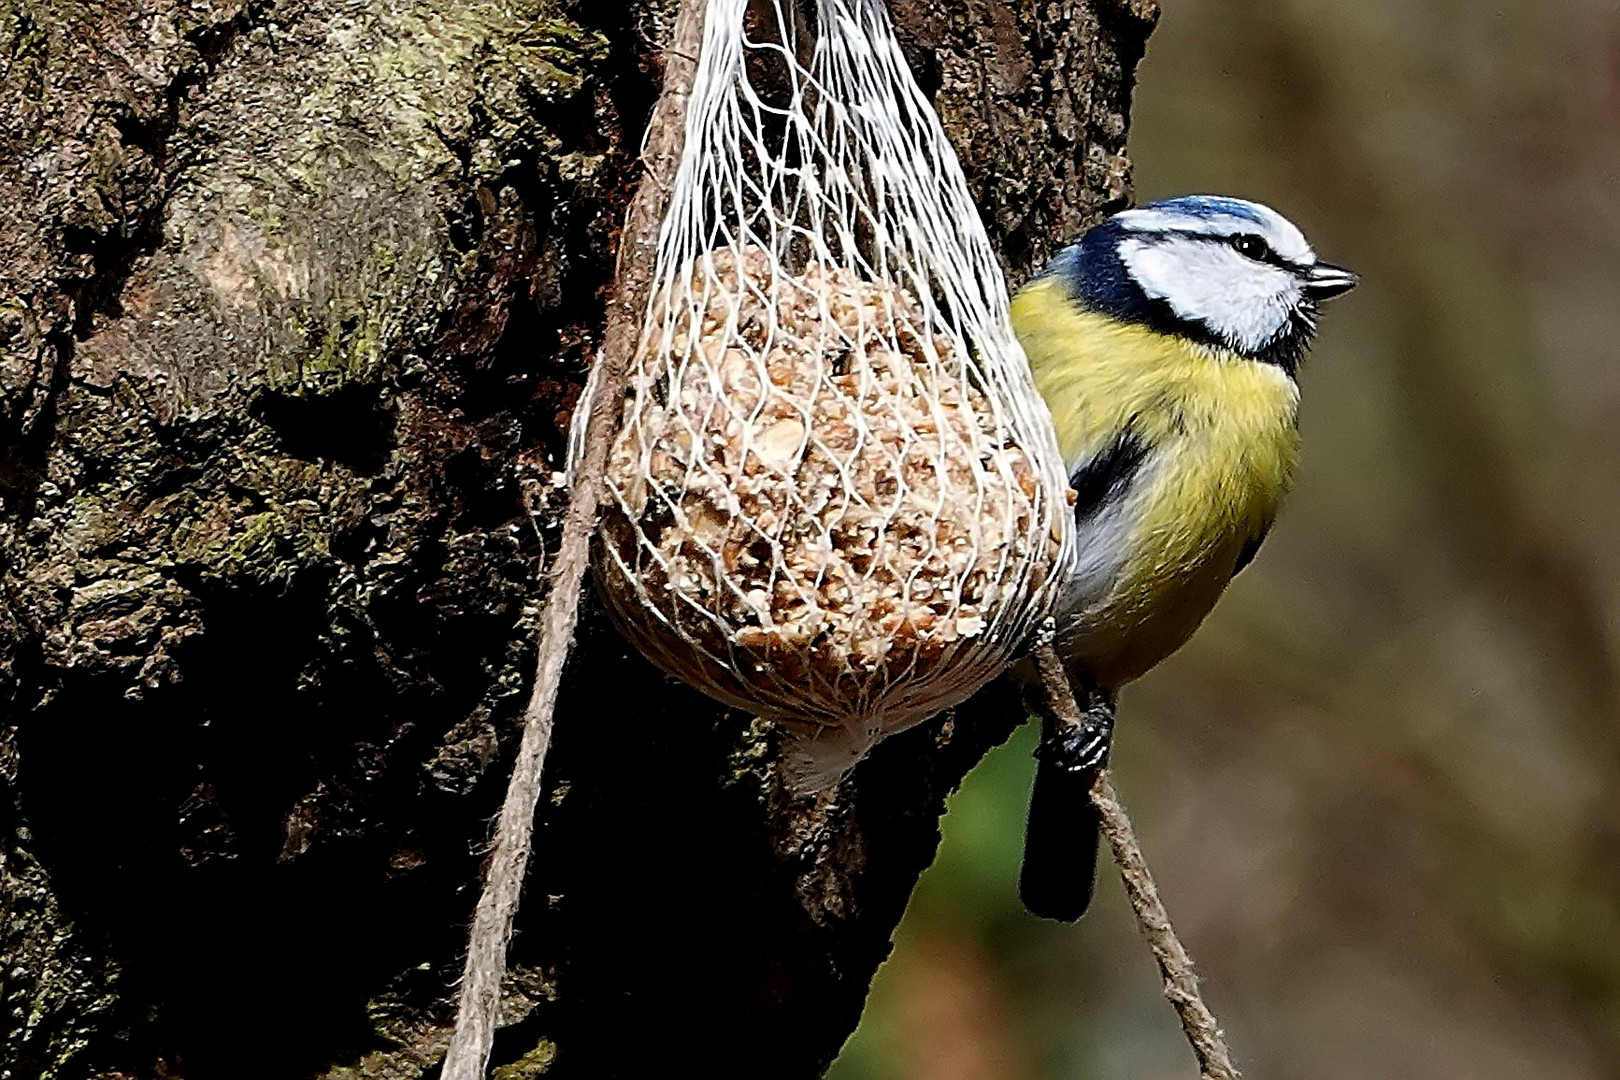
top-left (1137, 195), bottom-right (1269, 225)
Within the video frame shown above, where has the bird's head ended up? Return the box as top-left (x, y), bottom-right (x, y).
top-left (1048, 195), bottom-right (1357, 374)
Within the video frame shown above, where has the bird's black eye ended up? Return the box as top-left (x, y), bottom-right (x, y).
top-left (1231, 233), bottom-right (1272, 261)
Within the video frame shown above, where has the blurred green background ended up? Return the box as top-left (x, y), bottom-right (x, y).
top-left (832, 0), bottom-right (1620, 1077)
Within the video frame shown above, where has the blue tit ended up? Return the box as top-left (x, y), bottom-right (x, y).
top-left (1011, 195), bottom-right (1357, 921)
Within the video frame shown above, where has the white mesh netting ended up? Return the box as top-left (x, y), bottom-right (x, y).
top-left (587, 0), bottom-right (1076, 786)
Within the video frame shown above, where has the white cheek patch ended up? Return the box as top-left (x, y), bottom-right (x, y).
top-left (1119, 237), bottom-right (1300, 353)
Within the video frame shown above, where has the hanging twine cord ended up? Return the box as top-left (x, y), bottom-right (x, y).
top-left (438, 3), bottom-right (710, 1077)
top-left (1032, 644), bottom-right (1243, 1080)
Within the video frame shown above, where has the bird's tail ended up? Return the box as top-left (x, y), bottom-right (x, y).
top-left (1015, 657), bottom-right (1112, 923)
top-left (1019, 751), bottom-right (1102, 922)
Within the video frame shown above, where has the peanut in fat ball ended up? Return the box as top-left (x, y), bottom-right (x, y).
top-left (1013, 196), bottom-right (1357, 921)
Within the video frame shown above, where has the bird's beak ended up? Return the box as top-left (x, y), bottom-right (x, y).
top-left (1305, 262), bottom-right (1358, 300)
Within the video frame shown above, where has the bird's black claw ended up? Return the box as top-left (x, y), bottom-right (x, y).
top-left (1035, 703), bottom-right (1114, 775)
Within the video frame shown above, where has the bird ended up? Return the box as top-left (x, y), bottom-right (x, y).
top-left (1009, 195), bottom-right (1357, 921)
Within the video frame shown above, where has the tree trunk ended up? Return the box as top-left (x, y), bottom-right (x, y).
top-left (0, 0), bottom-right (1153, 1076)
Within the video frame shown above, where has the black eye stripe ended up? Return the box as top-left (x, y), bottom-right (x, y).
top-left (1131, 228), bottom-right (1308, 272)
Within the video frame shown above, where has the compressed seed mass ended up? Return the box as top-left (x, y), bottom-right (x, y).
top-left (599, 247), bottom-right (1057, 725)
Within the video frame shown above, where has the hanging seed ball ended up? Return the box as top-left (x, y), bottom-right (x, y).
top-left (600, 247), bottom-right (1058, 726)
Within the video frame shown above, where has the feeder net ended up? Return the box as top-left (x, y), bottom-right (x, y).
top-left (589, 0), bottom-right (1076, 786)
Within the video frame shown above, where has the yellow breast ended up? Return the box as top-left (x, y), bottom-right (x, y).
top-left (1012, 277), bottom-right (1302, 687)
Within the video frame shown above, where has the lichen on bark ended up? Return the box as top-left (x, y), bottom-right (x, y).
top-left (0, 0), bottom-right (1154, 1076)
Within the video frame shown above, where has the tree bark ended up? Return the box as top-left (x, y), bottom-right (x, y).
top-left (0, 1), bottom-right (1154, 1076)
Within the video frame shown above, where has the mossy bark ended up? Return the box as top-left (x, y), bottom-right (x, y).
top-left (0, 0), bottom-right (1154, 1076)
